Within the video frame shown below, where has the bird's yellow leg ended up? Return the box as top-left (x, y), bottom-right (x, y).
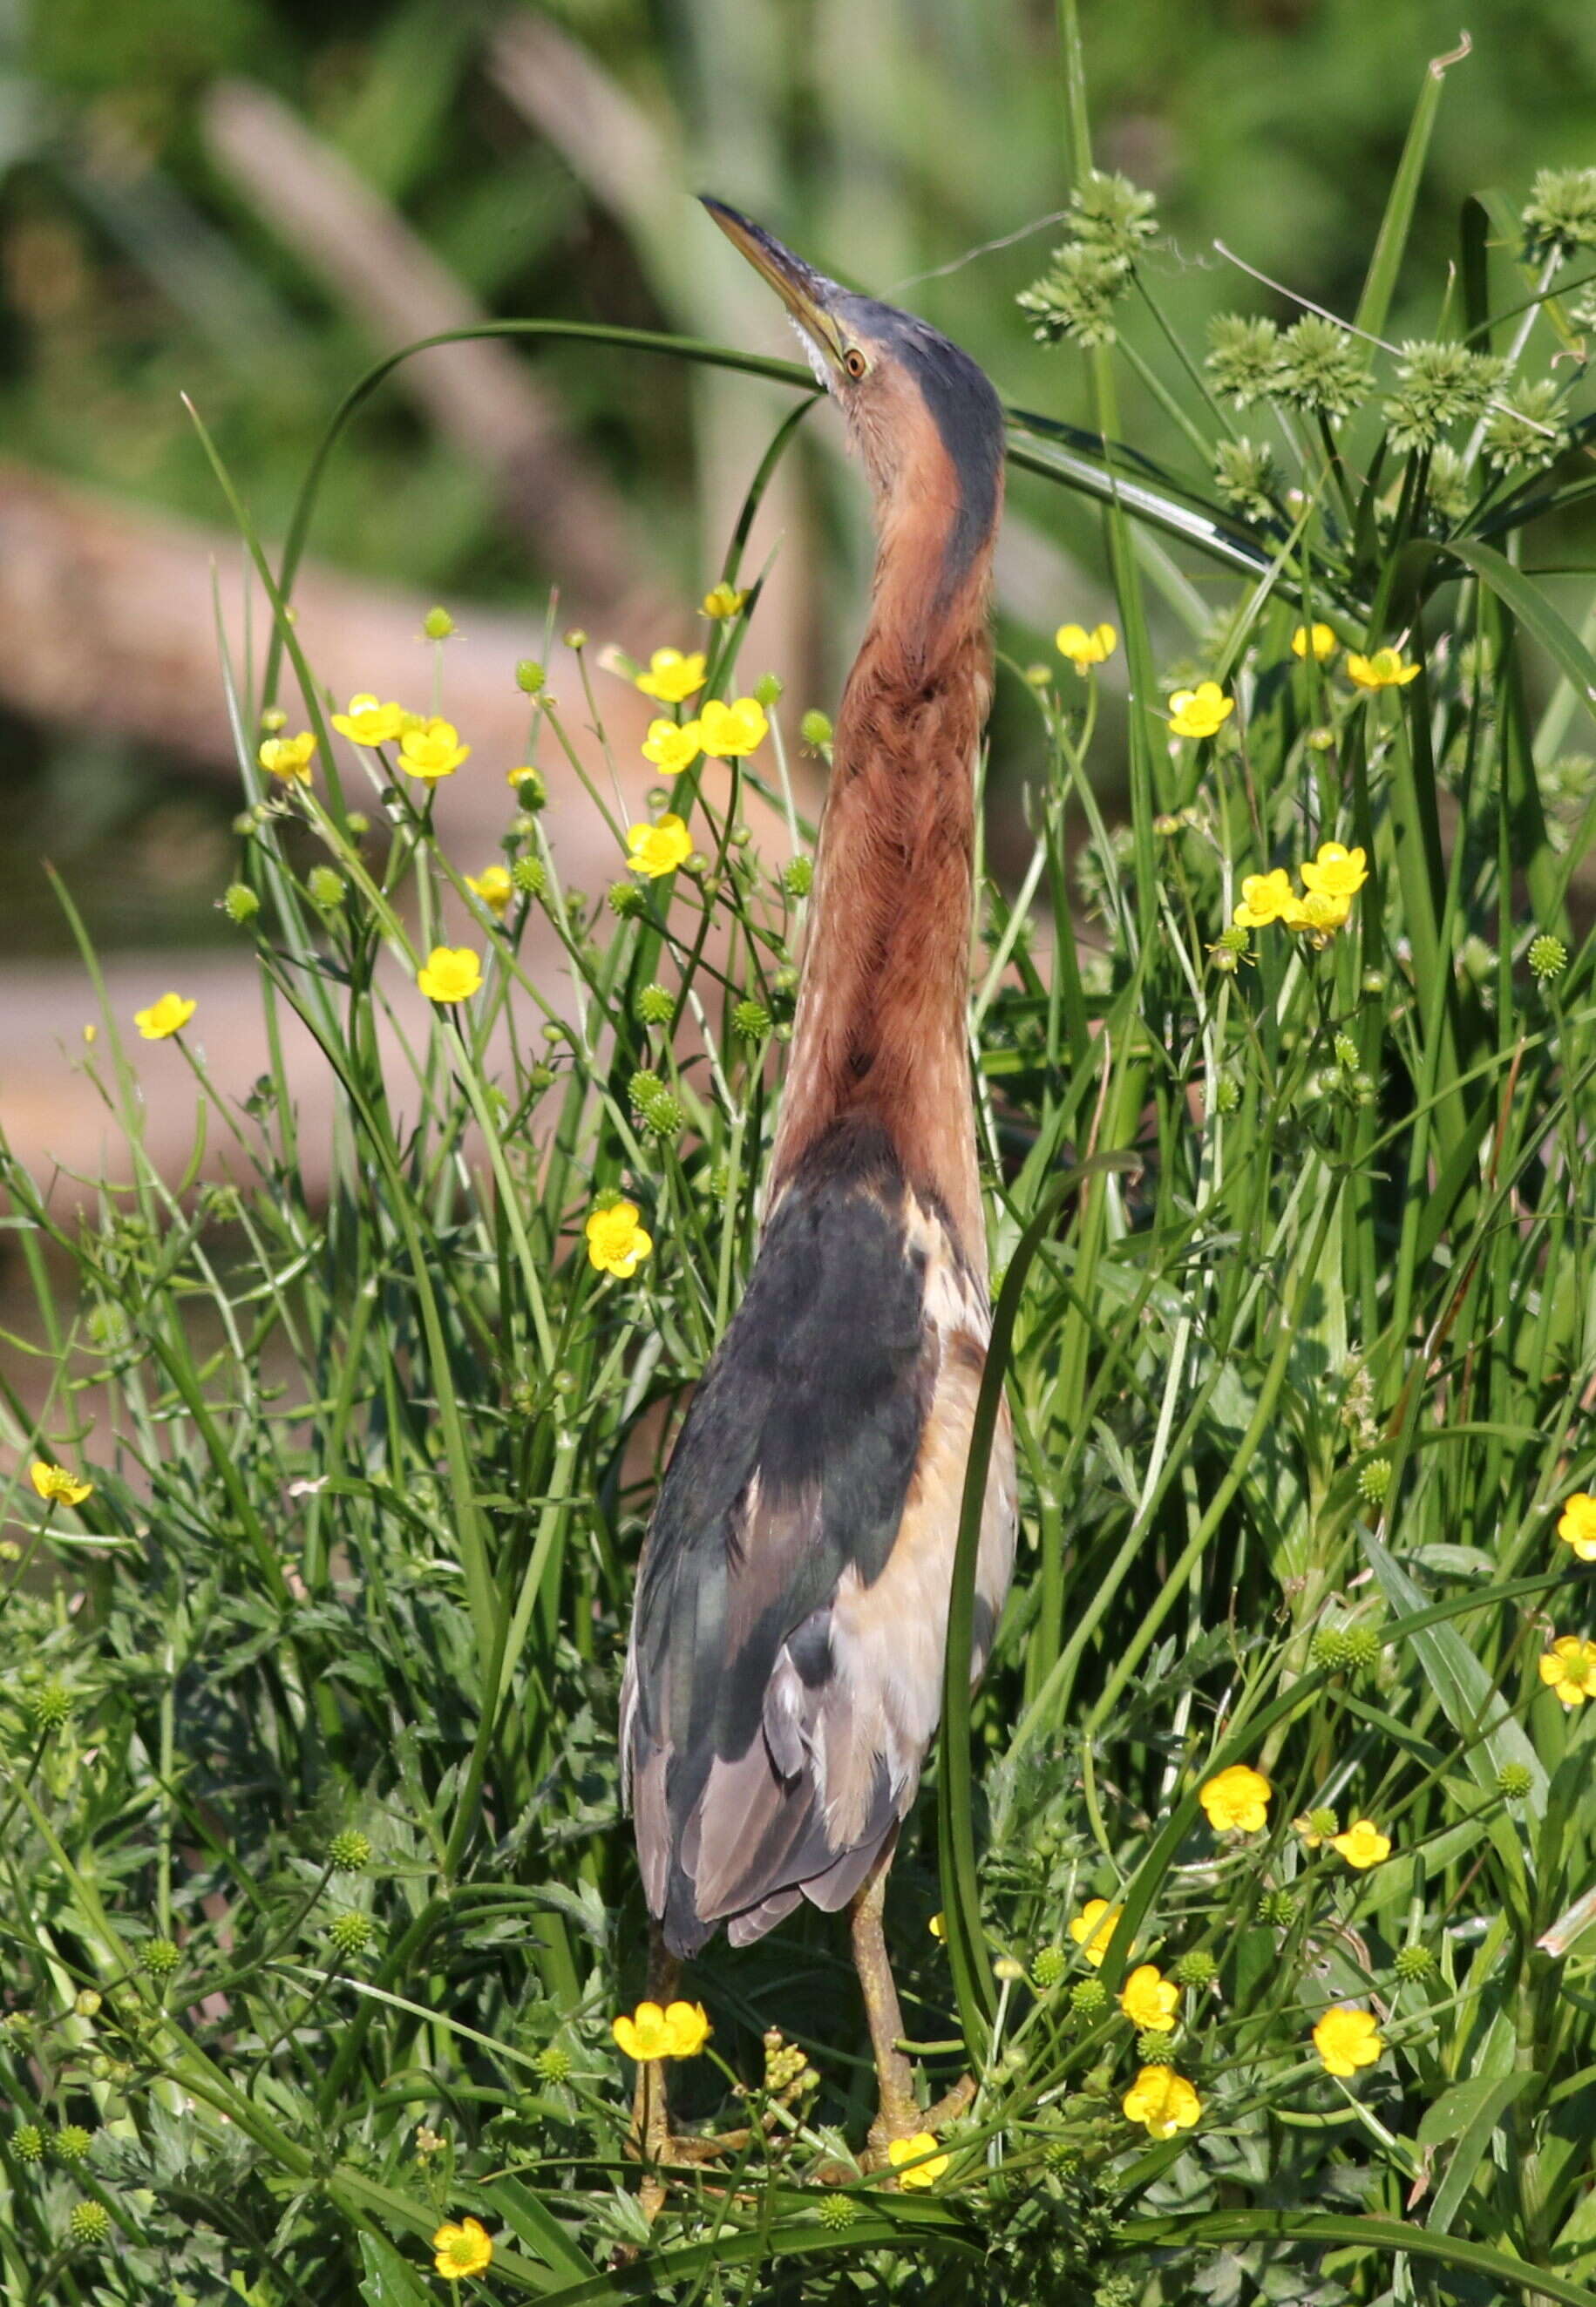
top-left (849, 1837), bottom-right (923, 2157)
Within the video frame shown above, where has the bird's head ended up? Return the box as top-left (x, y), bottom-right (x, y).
top-left (703, 197), bottom-right (1004, 605)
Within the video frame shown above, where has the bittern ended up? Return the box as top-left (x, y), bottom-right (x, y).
top-left (621, 200), bottom-right (1016, 2168)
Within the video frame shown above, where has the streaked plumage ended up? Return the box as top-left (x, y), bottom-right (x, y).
top-left (621, 202), bottom-right (1015, 1971)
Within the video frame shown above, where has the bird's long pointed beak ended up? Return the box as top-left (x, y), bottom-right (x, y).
top-left (700, 196), bottom-right (847, 380)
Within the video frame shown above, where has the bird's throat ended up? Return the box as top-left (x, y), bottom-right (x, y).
top-left (769, 600), bottom-right (992, 1267)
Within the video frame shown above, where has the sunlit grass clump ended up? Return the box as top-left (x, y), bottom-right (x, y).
top-left (4, 24), bottom-right (1596, 2305)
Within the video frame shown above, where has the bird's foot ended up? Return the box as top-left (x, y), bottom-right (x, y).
top-left (923, 2073), bottom-right (978, 2130)
top-left (859, 2073), bottom-right (977, 2176)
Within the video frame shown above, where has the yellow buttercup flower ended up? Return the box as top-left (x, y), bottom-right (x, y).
top-left (701, 582), bottom-right (747, 619)
top-left (661, 1999), bottom-right (712, 2057)
top-left (696, 696), bottom-right (769, 758)
top-left (1555, 1492), bottom-right (1596, 1562)
top-left (1199, 1763), bottom-right (1272, 1834)
top-left (642, 718), bottom-right (704, 777)
top-left (635, 648), bottom-right (706, 704)
top-left (1167, 682), bottom-right (1234, 738)
top-left (1313, 2005), bottom-right (1383, 2077)
top-left (1300, 841), bottom-right (1368, 899)
top-left (1122, 2065), bottom-right (1201, 2140)
top-left (258, 731), bottom-right (317, 784)
top-left (1056, 621), bottom-right (1118, 670)
top-left (417, 947), bottom-right (483, 1004)
top-left (1331, 1818), bottom-right (1392, 1869)
top-left (1286, 888), bottom-right (1352, 939)
top-left (1292, 623), bottom-right (1337, 662)
top-left (1233, 869), bottom-right (1298, 930)
top-left (1119, 1964), bottom-right (1179, 2031)
top-left (928, 1912), bottom-right (947, 1941)
top-left (612, 1997), bottom-right (708, 2059)
top-left (887, 2133), bottom-right (949, 2188)
top-left (399, 717), bottom-right (470, 783)
top-left (30, 1462), bottom-right (93, 1507)
top-left (431, 2215), bottom-right (492, 2281)
top-left (465, 865), bottom-right (513, 914)
top-left (1347, 646), bottom-right (1421, 690)
top-left (627, 814), bottom-right (693, 879)
top-left (1068, 1898), bottom-right (1124, 1969)
top-left (329, 694), bottom-right (407, 746)
top-left (134, 993), bottom-right (197, 1041)
top-left (1539, 1635), bottom-right (1596, 1708)
top-left (586, 1201), bottom-right (653, 1280)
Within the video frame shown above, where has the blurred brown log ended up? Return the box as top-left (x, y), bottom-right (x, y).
top-left (0, 462), bottom-right (807, 1196)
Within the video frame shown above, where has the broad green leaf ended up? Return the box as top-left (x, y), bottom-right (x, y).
top-left (358, 2236), bottom-right (432, 2307)
top-left (1429, 2073), bottom-right (1537, 2233)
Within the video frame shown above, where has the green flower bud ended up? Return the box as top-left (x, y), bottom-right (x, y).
top-left (222, 882), bottom-right (261, 925)
top-left (74, 1991), bottom-right (102, 2020)
top-left (328, 1829), bottom-right (372, 1873)
top-left (563, 628), bottom-right (587, 652)
top-left (1395, 1944), bottom-right (1436, 1982)
top-left (783, 857), bottom-right (813, 899)
top-left (799, 709), bottom-right (832, 748)
top-left (753, 672), bottom-right (783, 708)
top-left (1213, 1076), bottom-right (1241, 1114)
top-left (527, 1062), bottom-right (555, 1094)
top-left (346, 811), bottom-right (370, 835)
top-left (423, 606), bottom-right (455, 640)
top-left (260, 707), bottom-right (287, 735)
top-left (509, 767), bottom-right (548, 811)
top-left (512, 855), bottom-right (547, 896)
top-left (68, 2201), bottom-right (111, 2247)
top-left (1334, 1032), bottom-right (1359, 1068)
top-left (1361, 968), bottom-right (1387, 996)
top-left (308, 866), bottom-right (344, 908)
top-left (516, 659), bottom-right (546, 695)
top-left (1173, 1950), bottom-right (1217, 1989)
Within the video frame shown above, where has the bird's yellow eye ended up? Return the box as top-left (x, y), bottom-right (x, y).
top-left (843, 347), bottom-right (868, 380)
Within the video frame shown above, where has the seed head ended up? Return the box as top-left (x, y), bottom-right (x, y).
top-left (1529, 933), bottom-right (1568, 984)
top-left (1357, 1457), bottom-right (1392, 1506)
top-left (1205, 315), bottom-right (1286, 409)
top-left (1212, 436), bottom-right (1281, 523)
top-left (329, 1911), bottom-right (374, 1961)
top-left (1497, 1761), bottom-right (1532, 1800)
top-left (817, 2192), bottom-right (858, 2230)
top-left (608, 879), bottom-right (645, 918)
top-left (515, 659), bottom-right (546, 695)
top-left (67, 2202), bottom-right (111, 2247)
top-left (1070, 1978), bottom-right (1109, 2019)
top-left (308, 866), bottom-right (345, 908)
top-left (1135, 2028), bottom-right (1178, 2063)
top-left (140, 1938), bottom-right (180, 1980)
top-left (54, 2125), bottom-right (93, 2165)
top-left (1256, 1887), bottom-right (1299, 1928)
top-left (423, 606), bottom-right (455, 640)
top-left (13, 2123), bottom-right (45, 2163)
top-left (328, 1829), bottom-right (372, 1873)
top-left (733, 999), bottom-right (772, 1040)
top-left (28, 1682), bottom-right (73, 1733)
top-left (799, 709), bottom-right (832, 748)
top-left (783, 856), bottom-right (814, 898)
top-left (222, 882), bottom-right (261, 925)
top-left (1173, 1951), bottom-right (1217, 1989)
top-left (752, 672), bottom-right (784, 708)
top-left (534, 2046), bottom-right (573, 2085)
top-left (1522, 166), bottom-right (1596, 265)
top-left (1343, 1625), bottom-right (1382, 1671)
top-left (1032, 1945), bottom-right (1067, 1989)
top-left (512, 855), bottom-right (547, 896)
top-left (636, 983), bottom-right (675, 1025)
top-left (1312, 1628), bottom-right (1353, 1671)
top-left (1274, 314), bottom-right (1368, 419)
top-left (1395, 1944), bottom-right (1436, 1983)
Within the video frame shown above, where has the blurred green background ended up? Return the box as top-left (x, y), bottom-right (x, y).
top-left (2, 0), bottom-right (1593, 963)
